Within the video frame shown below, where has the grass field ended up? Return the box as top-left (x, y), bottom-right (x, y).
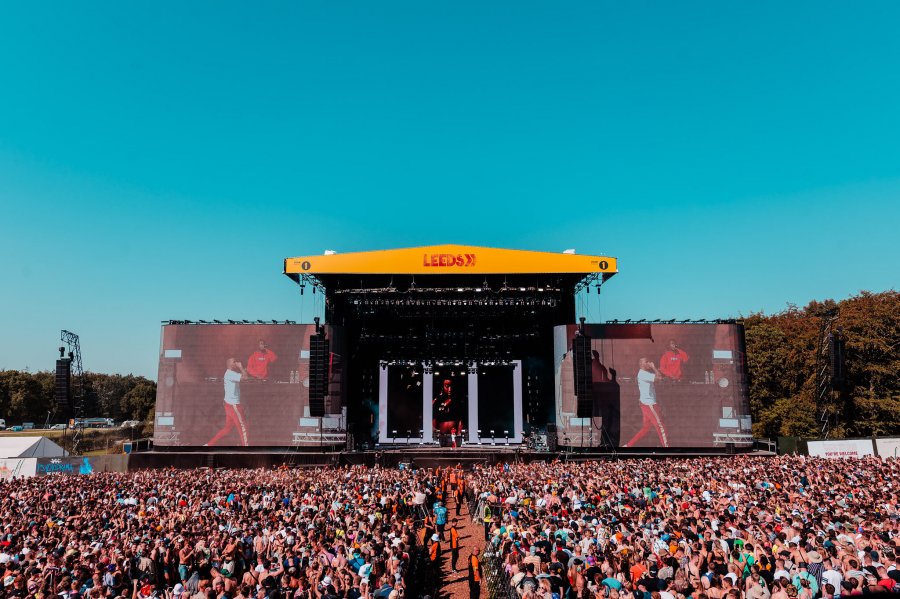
top-left (0, 427), bottom-right (146, 454)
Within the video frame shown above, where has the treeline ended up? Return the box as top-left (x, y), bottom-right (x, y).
top-left (745, 290), bottom-right (900, 440)
top-left (0, 371), bottom-right (156, 426)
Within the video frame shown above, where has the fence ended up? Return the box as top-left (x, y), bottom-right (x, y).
top-left (469, 496), bottom-right (518, 599)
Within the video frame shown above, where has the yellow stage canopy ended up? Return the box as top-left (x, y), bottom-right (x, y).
top-left (284, 245), bottom-right (617, 276)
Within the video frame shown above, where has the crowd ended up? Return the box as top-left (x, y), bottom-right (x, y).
top-left (0, 466), bottom-right (457, 599)
top-left (468, 456), bottom-right (900, 599)
top-left (0, 455), bottom-right (897, 599)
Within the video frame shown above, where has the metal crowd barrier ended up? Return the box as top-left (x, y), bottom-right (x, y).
top-left (468, 496), bottom-right (518, 599)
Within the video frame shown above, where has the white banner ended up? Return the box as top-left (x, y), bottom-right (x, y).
top-left (875, 438), bottom-right (900, 459)
top-left (0, 458), bottom-right (37, 479)
top-left (807, 439), bottom-right (874, 459)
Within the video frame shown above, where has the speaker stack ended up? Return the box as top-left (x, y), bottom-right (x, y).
top-left (55, 354), bottom-right (72, 414)
top-left (573, 332), bottom-right (594, 417)
top-left (829, 332), bottom-right (846, 388)
top-left (308, 331), bottom-right (330, 417)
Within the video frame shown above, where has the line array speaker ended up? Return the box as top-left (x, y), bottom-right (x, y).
top-left (573, 333), bottom-right (593, 417)
top-left (55, 358), bottom-right (71, 412)
top-left (830, 334), bottom-right (846, 386)
top-left (309, 333), bottom-right (330, 417)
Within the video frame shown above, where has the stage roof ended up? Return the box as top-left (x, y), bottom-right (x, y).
top-left (284, 245), bottom-right (617, 282)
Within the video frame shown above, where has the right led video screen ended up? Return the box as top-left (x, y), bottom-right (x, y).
top-left (554, 323), bottom-right (751, 448)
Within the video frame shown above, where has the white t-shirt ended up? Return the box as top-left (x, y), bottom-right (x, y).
top-left (223, 369), bottom-right (242, 405)
top-left (822, 569), bottom-right (843, 596)
top-left (637, 369), bottom-right (657, 405)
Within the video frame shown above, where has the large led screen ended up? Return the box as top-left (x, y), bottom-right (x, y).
top-left (385, 365), bottom-right (424, 438)
top-left (377, 361), bottom-right (523, 444)
top-left (554, 324), bottom-right (751, 448)
top-left (477, 365), bottom-right (516, 440)
top-left (431, 366), bottom-right (469, 436)
top-left (154, 324), bottom-right (345, 447)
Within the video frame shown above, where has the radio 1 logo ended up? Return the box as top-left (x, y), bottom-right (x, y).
top-left (423, 253), bottom-right (476, 267)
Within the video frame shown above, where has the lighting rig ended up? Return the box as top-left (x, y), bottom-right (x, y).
top-left (162, 320), bottom-right (299, 325)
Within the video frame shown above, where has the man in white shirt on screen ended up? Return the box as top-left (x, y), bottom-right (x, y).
top-left (623, 358), bottom-right (669, 448)
top-left (206, 358), bottom-right (250, 446)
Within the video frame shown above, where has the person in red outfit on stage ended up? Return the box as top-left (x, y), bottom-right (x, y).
top-left (658, 339), bottom-right (689, 380)
top-left (247, 339), bottom-right (277, 379)
top-left (433, 379), bottom-right (463, 436)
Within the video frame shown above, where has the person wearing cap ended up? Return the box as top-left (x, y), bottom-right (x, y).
top-left (428, 534), bottom-right (441, 581)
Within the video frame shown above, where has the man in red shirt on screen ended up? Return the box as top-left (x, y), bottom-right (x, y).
top-left (659, 339), bottom-right (689, 381)
top-left (247, 339), bottom-right (277, 379)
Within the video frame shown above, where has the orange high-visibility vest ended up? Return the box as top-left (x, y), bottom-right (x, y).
top-left (430, 541), bottom-right (439, 561)
top-left (450, 527), bottom-right (459, 549)
top-left (470, 555), bottom-right (481, 582)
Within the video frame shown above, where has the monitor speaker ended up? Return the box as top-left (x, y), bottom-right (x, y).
top-left (55, 358), bottom-right (71, 412)
top-left (309, 333), bottom-right (330, 417)
top-left (573, 333), bottom-right (593, 417)
top-left (546, 423), bottom-right (558, 452)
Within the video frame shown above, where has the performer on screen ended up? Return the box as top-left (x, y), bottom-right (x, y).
top-left (622, 358), bottom-right (669, 448)
top-left (205, 358), bottom-right (250, 446)
top-left (247, 339), bottom-right (278, 379)
top-left (433, 378), bottom-right (462, 435)
top-left (659, 339), bottom-right (689, 381)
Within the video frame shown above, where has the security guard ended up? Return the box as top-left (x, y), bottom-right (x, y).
top-left (468, 547), bottom-right (482, 599)
top-left (429, 533), bottom-right (442, 579)
top-left (450, 518), bottom-right (460, 572)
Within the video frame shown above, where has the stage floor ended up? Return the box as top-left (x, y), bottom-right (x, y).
top-left (127, 444), bottom-right (771, 470)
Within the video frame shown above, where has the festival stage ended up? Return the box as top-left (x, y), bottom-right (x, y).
top-left (151, 244), bottom-right (757, 462)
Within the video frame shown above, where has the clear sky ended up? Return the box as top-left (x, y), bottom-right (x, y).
top-left (1, 2), bottom-right (898, 379)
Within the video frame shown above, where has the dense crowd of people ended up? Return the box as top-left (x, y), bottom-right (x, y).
top-left (0, 456), bottom-right (897, 599)
top-left (468, 456), bottom-right (900, 599)
top-left (0, 466), bottom-right (456, 599)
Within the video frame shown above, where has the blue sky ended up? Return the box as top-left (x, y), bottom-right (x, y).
top-left (1, 2), bottom-right (897, 379)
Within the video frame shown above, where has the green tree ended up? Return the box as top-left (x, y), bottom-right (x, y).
top-left (745, 290), bottom-right (899, 440)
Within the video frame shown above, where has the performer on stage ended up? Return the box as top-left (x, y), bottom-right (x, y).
top-left (659, 339), bottom-right (689, 381)
top-left (247, 339), bottom-right (278, 379)
top-left (432, 378), bottom-right (462, 435)
top-left (622, 358), bottom-right (669, 448)
top-left (206, 358), bottom-right (250, 446)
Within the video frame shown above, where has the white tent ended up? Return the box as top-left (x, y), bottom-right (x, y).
top-left (0, 436), bottom-right (67, 458)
